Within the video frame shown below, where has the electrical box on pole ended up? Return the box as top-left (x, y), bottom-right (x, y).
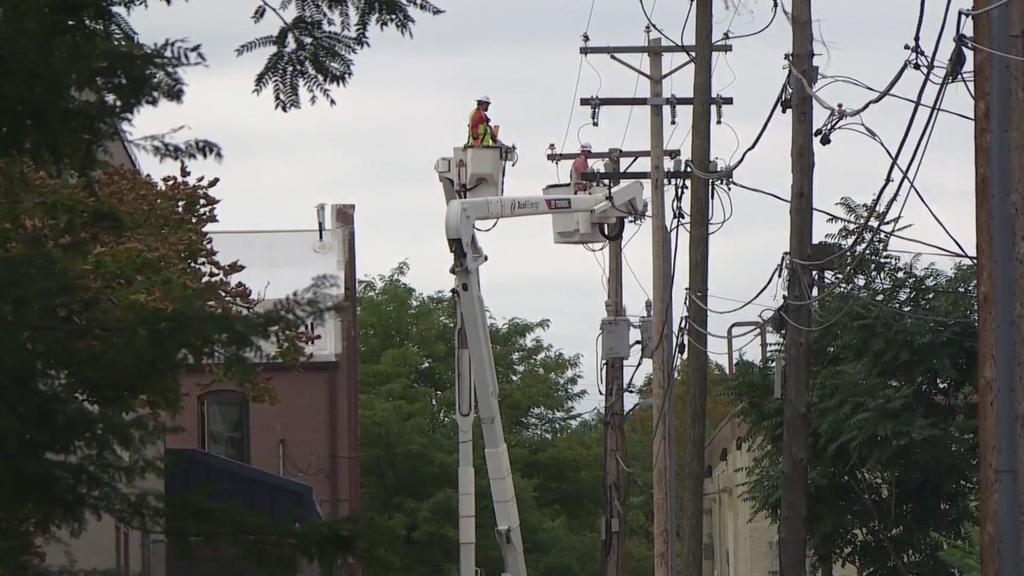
top-left (601, 317), bottom-right (632, 360)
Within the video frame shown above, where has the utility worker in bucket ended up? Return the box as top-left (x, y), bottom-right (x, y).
top-left (467, 95), bottom-right (500, 146)
top-left (571, 142), bottom-right (593, 194)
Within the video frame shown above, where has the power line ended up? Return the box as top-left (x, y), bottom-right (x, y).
top-left (816, 73), bottom-right (973, 121)
top-left (960, 0), bottom-right (1008, 16)
top-left (638, 0), bottom-right (693, 58)
top-left (685, 74), bottom-right (788, 178)
top-left (689, 262), bottom-right (782, 315)
top-left (622, 224), bottom-right (651, 300)
top-left (961, 36), bottom-right (1024, 62)
top-left (559, 0), bottom-right (599, 156)
top-left (789, 59), bottom-right (910, 125)
top-left (718, 0), bottom-right (779, 43)
top-left (728, 179), bottom-right (975, 259)
top-left (686, 330), bottom-right (763, 357)
top-left (782, 0), bottom-right (957, 299)
top-left (834, 121), bottom-right (974, 263)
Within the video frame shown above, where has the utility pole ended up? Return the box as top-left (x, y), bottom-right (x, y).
top-left (646, 37), bottom-right (673, 576)
top-left (781, 0), bottom-right (813, 574)
top-left (577, 38), bottom-right (731, 576)
top-left (545, 147), bottom-right (681, 576)
top-left (976, 0), bottom-right (1024, 574)
top-left (603, 190), bottom-right (627, 576)
top-left (1012, 1), bottom-right (1024, 570)
top-left (603, 151), bottom-right (627, 576)
top-left (973, 3), bottom-right (997, 570)
top-left (681, 0), bottom-right (713, 574)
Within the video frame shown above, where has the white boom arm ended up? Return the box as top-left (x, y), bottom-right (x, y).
top-left (447, 183), bottom-right (644, 576)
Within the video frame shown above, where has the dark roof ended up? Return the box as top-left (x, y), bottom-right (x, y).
top-left (165, 448), bottom-right (321, 525)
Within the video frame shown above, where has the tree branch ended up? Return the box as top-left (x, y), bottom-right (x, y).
top-left (850, 473), bottom-right (910, 576)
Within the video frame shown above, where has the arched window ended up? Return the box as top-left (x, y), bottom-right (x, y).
top-left (198, 390), bottom-right (250, 463)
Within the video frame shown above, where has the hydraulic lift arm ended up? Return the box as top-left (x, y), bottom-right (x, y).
top-left (446, 184), bottom-right (644, 576)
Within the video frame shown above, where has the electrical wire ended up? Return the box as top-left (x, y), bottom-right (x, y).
top-left (838, 119), bottom-right (974, 263)
top-left (668, 0), bottom-right (696, 97)
top-left (778, 290), bottom-right (859, 332)
top-left (728, 179), bottom-right (974, 260)
top-left (560, 58), bottom-right (586, 155)
top-left (689, 262), bottom-right (782, 315)
top-left (707, 292), bottom-right (777, 310)
top-left (960, 0), bottom-right (1007, 16)
top-left (620, 36), bottom-right (649, 148)
top-left (685, 75), bottom-right (788, 179)
top-left (686, 330), bottom-right (763, 357)
top-left (790, 59), bottom-right (911, 121)
top-left (816, 73), bottom-right (973, 121)
top-left (585, 56), bottom-right (604, 96)
top-left (639, 0), bottom-right (693, 58)
top-left (961, 37), bottom-right (1024, 62)
top-left (717, 0), bottom-right (778, 43)
top-left (718, 121), bottom-right (741, 165)
top-left (716, 51), bottom-right (739, 95)
top-left (685, 315), bottom-right (765, 340)
top-left (647, 183), bottom-right (688, 455)
top-left (558, 0), bottom-right (598, 156)
top-left (858, 296), bottom-right (974, 323)
top-left (784, 0), bottom-right (956, 298)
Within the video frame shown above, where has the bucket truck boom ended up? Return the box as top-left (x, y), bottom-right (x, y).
top-left (437, 145), bottom-right (646, 576)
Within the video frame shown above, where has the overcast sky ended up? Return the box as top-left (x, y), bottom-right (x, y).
top-left (131, 1), bottom-right (977, 413)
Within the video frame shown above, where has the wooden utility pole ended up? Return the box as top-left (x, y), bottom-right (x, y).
top-left (577, 38), bottom-right (732, 576)
top-left (781, 0), bottom-right (813, 574)
top-left (681, 0), bottom-right (714, 573)
top-left (1013, 0), bottom-right (1024, 569)
top-left (977, 1), bottom-right (1024, 574)
top-left (547, 147), bottom-right (682, 576)
top-left (645, 37), bottom-right (674, 576)
top-left (603, 152), bottom-right (628, 576)
top-left (975, 2), bottom-right (998, 570)
top-left (603, 221), bottom-right (628, 576)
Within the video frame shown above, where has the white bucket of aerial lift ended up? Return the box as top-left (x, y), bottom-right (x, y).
top-left (434, 146), bottom-right (507, 201)
top-left (542, 183), bottom-right (645, 245)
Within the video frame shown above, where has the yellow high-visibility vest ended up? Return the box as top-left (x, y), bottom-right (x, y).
top-left (467, 108), bottom-right (493, 146)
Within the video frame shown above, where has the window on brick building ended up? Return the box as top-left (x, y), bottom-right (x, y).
top-left (198, 390), bottom-right (250, 463)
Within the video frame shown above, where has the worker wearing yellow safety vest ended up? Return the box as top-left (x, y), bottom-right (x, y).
top-left (467, 95), bottom-right (500, 146)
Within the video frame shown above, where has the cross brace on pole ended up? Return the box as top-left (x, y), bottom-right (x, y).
top-left (580, 96), bottom-right (734, 107)
top-left (545, 149), bottom-right (682, 162)
top-left (580, 45), bottom-right (732, 54)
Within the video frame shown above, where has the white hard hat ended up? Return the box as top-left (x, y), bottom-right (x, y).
top-left (581, 142), bottom-right (593, 151)
top-left (476, 95), bottom-right (491, 104)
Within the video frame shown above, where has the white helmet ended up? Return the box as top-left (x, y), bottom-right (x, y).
top-left (580, 142), bottom-right (593, 151)
top-left (476, 95), bottom-right (491, 104)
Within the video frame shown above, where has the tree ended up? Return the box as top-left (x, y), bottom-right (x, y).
top-left (728, 199), bottom-right (978, 575)
top-left (0, 163), bottom-right (336, 571)
top-left (0, 0), bottom-right (440, 568)
top-left (238, 0), bottom-right (443, 112)
top-left (356, 263), bottom-right (607, 575)
top-left (0, 0), bottom-right (443, 171)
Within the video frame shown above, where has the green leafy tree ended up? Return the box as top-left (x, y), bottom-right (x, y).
top-left (0, 0), bottom-right (443, 171)
top-left (238, 0), bottom-right (443, 111)
top-left (357, 264), bottom-right (607, 575)
top-left (0, 163), bottom-right (336, 571)
top-left (728, 198), bottom-right (978, 575)
top-left (0, 0), bottom-right (439, 569)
